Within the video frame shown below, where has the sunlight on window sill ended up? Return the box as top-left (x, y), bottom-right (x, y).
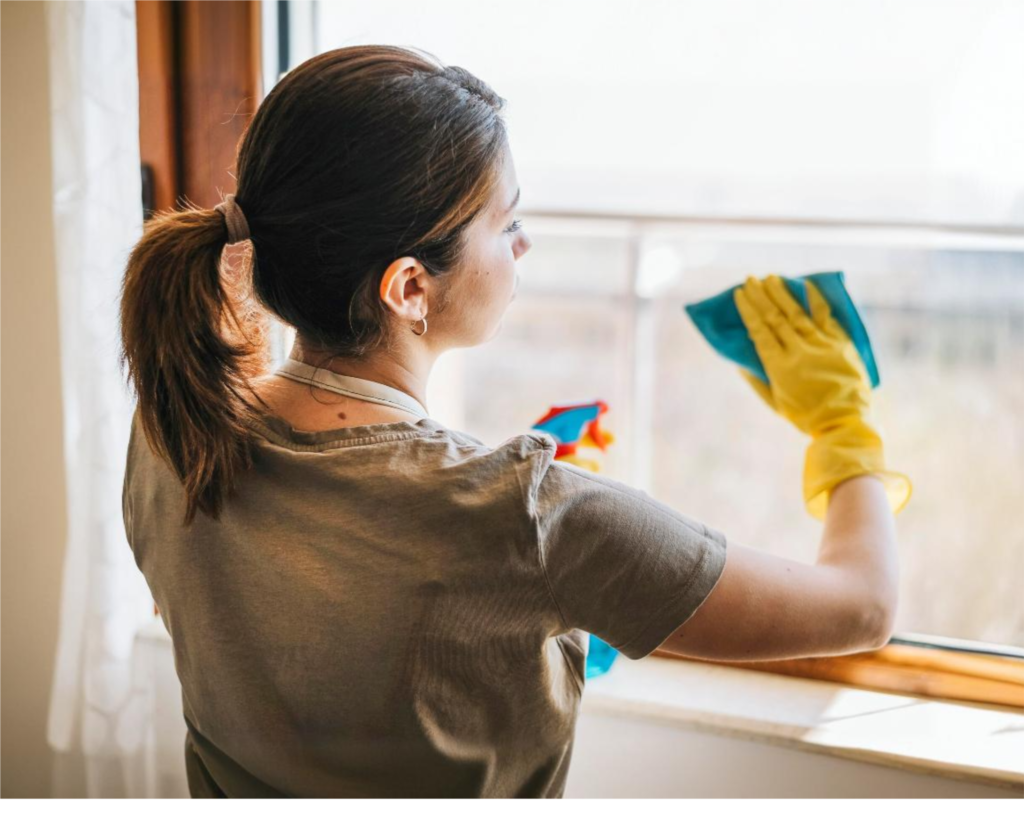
top-left (583, 654), bottom-right (1024, 792)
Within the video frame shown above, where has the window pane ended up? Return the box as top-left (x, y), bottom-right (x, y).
top-left (651, 229), bottom-right (1024, 647)
top-left (276, 4), bottom-right (1024, 648)
top-left (315, 0), bottom-right (1024, 226)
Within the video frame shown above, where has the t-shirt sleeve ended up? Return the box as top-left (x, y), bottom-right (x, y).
top-left (524, 434), bottom-right (729, 661)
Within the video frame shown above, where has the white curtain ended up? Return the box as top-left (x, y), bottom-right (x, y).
top-left (45, 0), bottom-right (188, 798)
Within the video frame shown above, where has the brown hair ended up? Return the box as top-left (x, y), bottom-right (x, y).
top-left (119, 45), bottom-right (508, 525)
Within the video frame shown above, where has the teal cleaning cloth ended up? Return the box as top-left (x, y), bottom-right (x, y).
top-left (683, 271), bottom-right (880, 388)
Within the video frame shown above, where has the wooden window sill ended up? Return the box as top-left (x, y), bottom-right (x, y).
top-left (583, 654), bottom-right (1024, 793)
top-left (663, 634), bottom-right (1024, 708)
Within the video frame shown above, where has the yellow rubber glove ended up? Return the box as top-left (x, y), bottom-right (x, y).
top-left (733, 274), bottom-right (912, 520)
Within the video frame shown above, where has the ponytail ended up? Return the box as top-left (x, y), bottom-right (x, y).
top-left (119, 204), bottom-right (271, 525)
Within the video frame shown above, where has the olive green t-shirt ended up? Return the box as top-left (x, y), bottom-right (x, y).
top-left (122, 407), bottom-right (729, 798)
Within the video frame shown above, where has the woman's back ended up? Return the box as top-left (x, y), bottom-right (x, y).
top-left (122, 408), bottom-right (729, 797)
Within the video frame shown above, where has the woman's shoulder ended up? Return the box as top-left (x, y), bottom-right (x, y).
top-left (423, 424), bottom-right (572, 497)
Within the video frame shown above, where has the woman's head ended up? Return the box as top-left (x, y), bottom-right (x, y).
top-left (119, 45), bottom-right (530, 524)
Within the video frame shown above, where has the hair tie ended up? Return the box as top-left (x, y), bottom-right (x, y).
top-left (214, 193), bottom-right (251, 244)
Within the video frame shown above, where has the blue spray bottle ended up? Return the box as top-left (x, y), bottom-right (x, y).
top-left (531, 400), bottom-right (620, 680)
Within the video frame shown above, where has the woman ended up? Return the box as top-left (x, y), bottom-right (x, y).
top-left (119, 45), bottom-right (907, 798)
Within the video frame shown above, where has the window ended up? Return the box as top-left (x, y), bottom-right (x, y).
top-left (267, 1), bottom-right (1024, 680)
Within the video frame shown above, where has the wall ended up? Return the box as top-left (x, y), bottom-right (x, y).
top-left (1, 0), bottom-right (67, 799)
top-left (564, 709), bottom-right (1018, 798)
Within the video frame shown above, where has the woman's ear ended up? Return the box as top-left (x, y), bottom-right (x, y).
top-left (379, 256), bottom-right (428, 319)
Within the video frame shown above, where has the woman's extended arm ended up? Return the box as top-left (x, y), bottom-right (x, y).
top-left (657, 473), bottom-right (897, 662)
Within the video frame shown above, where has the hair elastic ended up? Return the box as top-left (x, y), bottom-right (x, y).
top-left (214, 194), bottom-right (251, 244)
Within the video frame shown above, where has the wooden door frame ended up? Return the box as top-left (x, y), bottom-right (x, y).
top-left (136, 0), bottom-right (262, 216)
